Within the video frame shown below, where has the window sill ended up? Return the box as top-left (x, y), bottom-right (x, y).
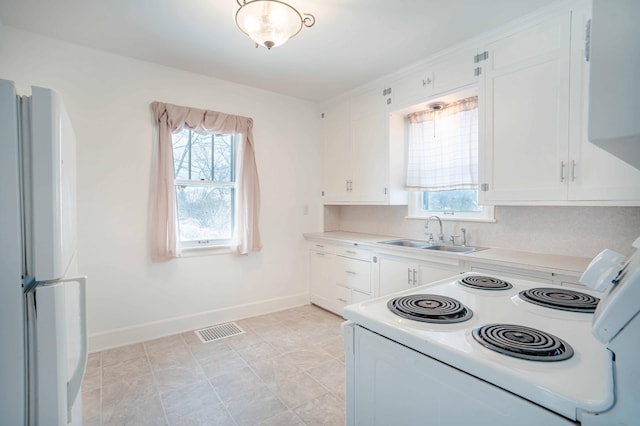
top-left (178, 244), bottom-right (235, 258)
top-left (405, 215), bottom-right (496, 223)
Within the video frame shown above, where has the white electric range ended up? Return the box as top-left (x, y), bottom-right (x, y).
top-left (342, 238), bottom-right (640, 425)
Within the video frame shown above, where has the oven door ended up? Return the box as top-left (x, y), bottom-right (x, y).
top-left (348, 324), bottom-right (575, 426)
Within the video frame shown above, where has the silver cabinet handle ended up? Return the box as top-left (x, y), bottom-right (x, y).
top-left (407, 268), bottom-right (412, 285)
top-left (412, 269), bottom-right (417, 286)
top-left (571, 160), bottom-right (577, 182)
top-left (315, 244), bottom-right (324, 248)
top-left (315, 252), bottom-right (325, 257)
top-left (346, 250), bottom-right (357, 255)
top-left (346, 180), bottom-right (349, 192)
top-left (337, 298), bottom-right (348, 303)
top-left (345, 271), bottom-right (357, 275)
top-left (560, 161), bottom-right (567, 182)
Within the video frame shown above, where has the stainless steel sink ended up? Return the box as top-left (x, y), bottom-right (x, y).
top-left (379, 239), bottom-right (431, 249)
top-left (422, 245), bottom-right (484, 254)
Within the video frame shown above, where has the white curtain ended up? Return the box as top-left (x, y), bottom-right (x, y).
top-left (150, 101), bottom-right (262, 261)
top-left (406, 96), bottom-right (478, 191)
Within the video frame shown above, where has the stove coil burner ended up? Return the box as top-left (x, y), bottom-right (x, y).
top-left (473, 324), bottom-right (574, 361)
top-left (387, 294), bottom-right (473, 323)
top-left (519, 288), bottom-right (600, 313)
top-left (459, 275), bottom-right (513, 290)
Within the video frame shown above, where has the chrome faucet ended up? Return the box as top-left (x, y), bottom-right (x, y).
top-left (425, 216), bottom-right (444, 243)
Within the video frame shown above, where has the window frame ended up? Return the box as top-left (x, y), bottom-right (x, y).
top-left (172, 129), bottom-right (238, 250)
top-left (407, 191), bottom-right (495, 222)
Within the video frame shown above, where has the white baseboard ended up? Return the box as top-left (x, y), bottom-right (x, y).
top-left (88, 292), bottom-right (310, 353)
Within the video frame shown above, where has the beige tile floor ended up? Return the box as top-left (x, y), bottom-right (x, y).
top-left (82, 304), bottom-right (346, 425)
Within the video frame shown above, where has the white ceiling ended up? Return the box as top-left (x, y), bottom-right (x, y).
top-left (0, 0), bottom-right (559, 102)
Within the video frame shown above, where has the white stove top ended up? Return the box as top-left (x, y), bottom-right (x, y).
top-left (343, 272), bottom-right (614, 421)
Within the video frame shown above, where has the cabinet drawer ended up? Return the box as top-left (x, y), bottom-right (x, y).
top-left (309, 242), bottom-right (335, 254)
top-left (335, 284), bottom-right (351, 308)
top-left (336, 257), bottom-right (372, 294)
top-left (336, 246), bottom-right (371, 261)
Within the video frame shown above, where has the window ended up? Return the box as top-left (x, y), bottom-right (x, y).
top-left (172, 129), bottom-right (236, 248)
top-left (405, 96), bottom-right (493, 221)
top-left (150, 101), bottom-right (261, 261)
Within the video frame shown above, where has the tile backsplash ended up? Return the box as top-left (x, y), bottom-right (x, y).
top-left (324, 205), bottom-right (640, 258)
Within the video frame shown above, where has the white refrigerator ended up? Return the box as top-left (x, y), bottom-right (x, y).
top-left (0, 79), bottom-right (88, 425)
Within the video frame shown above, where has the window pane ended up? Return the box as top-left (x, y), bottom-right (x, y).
top-left (175, 185), bottom-right (234, 242)
top-left (172, 130), bottom-right (190, 180)
top-left (422, 189), bottom-right (481, 212)
top-left (213, 134), bottom-right (234, 182)
top-left (190, 132), bottom-right (213, 181)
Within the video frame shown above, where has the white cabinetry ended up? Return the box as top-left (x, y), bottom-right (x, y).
top-left (321, 99), bottom-right (351, 201)
top-left (308, 242), bottom-right (373, 315)
top-left (378, 255), bottom-right (460, 297)
top-left (567, 4), bottom-right (640, 201)
top-left (309, 248), bottom-right (335, 308)
top-left (321, 87), bottom-right (393, 204)
top-left (390, 47), bottom-right (478, 110)
top-left (480, 13), bottom-right (572, 203)
top-left (480, 8), bottom-right (640, 205)
top-left (587, 0), bottom-right (640, 170)
top-left (321, 85), bottom-right (407, 205)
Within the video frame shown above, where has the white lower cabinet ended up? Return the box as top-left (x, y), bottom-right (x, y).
top-left (309, 249), bottom-right (336, 308)
top-left (378, 255), bottom-right (461, 297)
top-left (309, 242), bottom-right (373, 315)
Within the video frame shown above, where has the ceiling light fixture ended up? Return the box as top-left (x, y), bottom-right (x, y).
top-left (429, 102), bottom-right (445, 139)
top-left (235, 0), bottom-right (315, 50)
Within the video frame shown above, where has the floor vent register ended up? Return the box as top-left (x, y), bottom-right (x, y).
top-left (194, 322), bottom-right (245, 344)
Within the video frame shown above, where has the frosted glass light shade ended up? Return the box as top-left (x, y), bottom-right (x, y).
top-left (235, 0), bottom-right (314, 49)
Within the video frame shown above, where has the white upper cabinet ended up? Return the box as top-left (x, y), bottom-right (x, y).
top-left (321, 85), bottom-right (407, 205)
top-left (567, 4), bottom-right (640, 201)
top-left (480, 13), bottom-right (572, 203)
top-left (587, 0), bottom-right (640, 170)
top-left (390, 47), bottom-right (478, 110)
top-left (321, 98), bottom-right (351, 201)
top-left (480, 5), bottom-right (640, 205)
top-left (322, 0), bottom-right (639, 207)
top-left (349, 89), bottom-right (388, 203)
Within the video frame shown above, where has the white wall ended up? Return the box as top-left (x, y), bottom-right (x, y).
top-left (326, 205), bottom-right (640, 258)
top-left (0, 27), bottom-right (323, 350)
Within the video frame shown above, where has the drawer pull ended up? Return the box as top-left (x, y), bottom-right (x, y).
top-left (315, 244), bottom-right (324, 248)
top-left (346, 250), bottom-right (357, 255)
top-left (345, 271), bottom-right (357, 275)
top-left (337, 298), bottom-right (348, 303)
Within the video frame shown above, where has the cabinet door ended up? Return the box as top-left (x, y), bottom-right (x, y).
top-left (431, 47), bottom-right (477, 94)
top-left (389, 66), bottom-right (434, 110)
top-left (481, 13), bottom-right (572, 203)
top-left (418, 264), bottom-right (460, 286)
top-left (379, 257), bottom-right (414, 296)
top-left (567, 5), bottom-right (640, 202)
top-left (321, 99), bottom-right (351, 202)
top-left (587, 0), bottom-right (640, 168)
top-left (350, 88), bottom-right (388, 203)
top-left (309, 250), bottom-right (336, 308)
top-left (336, 255), bottom-right (372, 295)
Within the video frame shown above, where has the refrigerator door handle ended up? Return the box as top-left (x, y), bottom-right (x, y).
top-left (55, 276), bottom-right (87, 422)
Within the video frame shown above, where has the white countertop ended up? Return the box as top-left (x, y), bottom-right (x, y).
top-left (303, 231), bottom-right (592, 277)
